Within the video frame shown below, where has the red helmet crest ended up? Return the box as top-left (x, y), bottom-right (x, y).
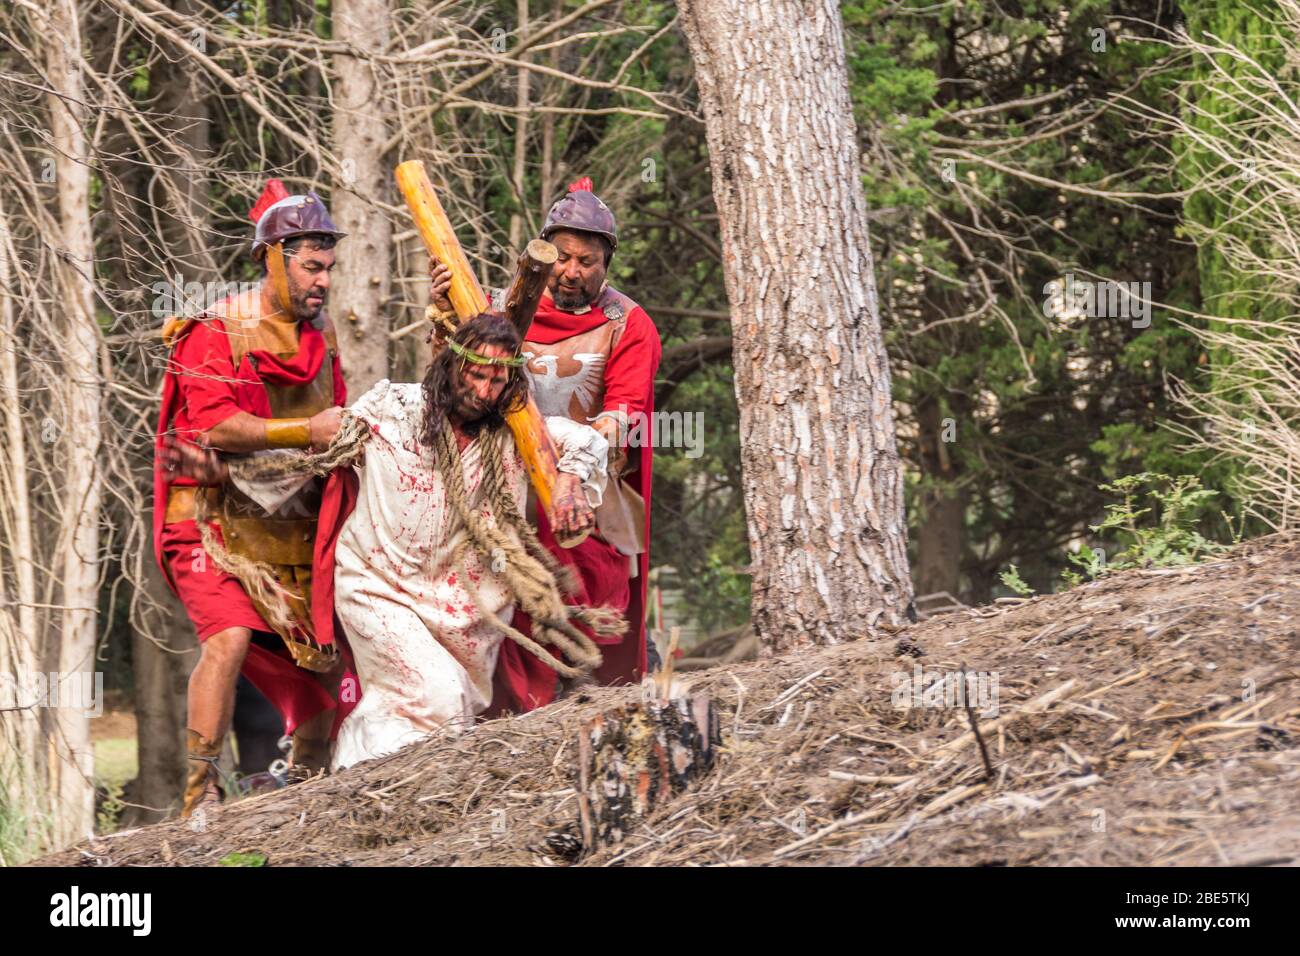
top-left (540, 176), bottom-right (617, 252)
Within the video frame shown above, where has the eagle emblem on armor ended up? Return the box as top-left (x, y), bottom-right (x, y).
top-left (522, 351), bottom-right (608, 419)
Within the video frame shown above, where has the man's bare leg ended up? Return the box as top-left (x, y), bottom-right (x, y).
top-left (182, 626), bottom-right (252, 817)
top-left (188, 626), bottom-right (253, 740)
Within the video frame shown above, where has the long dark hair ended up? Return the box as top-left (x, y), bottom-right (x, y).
top-left (420, 312), bottom-right (530, 447)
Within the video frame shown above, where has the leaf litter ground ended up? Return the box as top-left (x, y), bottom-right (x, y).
top-left (37, 532), bottom-right (1300, 866)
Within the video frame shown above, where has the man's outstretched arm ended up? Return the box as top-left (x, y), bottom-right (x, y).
top-left (203, 407), bottom-right (342, 453)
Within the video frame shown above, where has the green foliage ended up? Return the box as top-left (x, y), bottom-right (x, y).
top-left (0, 786), bottom-right (51, 866)
top-left (1060, 542), bottom-right (1107, 589)
top-left (651, 362), bottom-right (750, 634)
top-left (1059, 568), bottom-right (1085, 590)
top-left (0, 793), bottom-right (32, 866)
top-left (998, 565), bottom-right (1033, 597)
top-left (219, 851), bottom-right (268, 867)
top-left (95, 783), bottom-right (126, 836)
top-left (687, 554), bottom-right (750, 635)
top-left (1176, 0), bottom-right (1289, 326)
top-left (1091, 472), bottom-right (1225, 569)
top-left (844, 1), bottom-right (1215, 601)
top-left (1058, 473), bottom-right (1230, 589)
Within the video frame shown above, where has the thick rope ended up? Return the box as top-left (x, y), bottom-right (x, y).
top-left (479, 430), bottom-right (625, 635)
top-left (200, 407), bottom-right (623, 677)
top-left (434, 422), bottom-right (624, 676)
top-left (195, 413), bottom-right (371, 634)
top-left (227, 411), bottom-right (370, 482)
top-left (196, 495), bottom-right (301, 634)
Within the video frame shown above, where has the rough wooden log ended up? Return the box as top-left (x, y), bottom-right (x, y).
top-left (575, 694), bottom-right (721, 853)
top-left (394, 159), bottom-right (489, 320)
top-left (395, 160), bottom-right (577, 544)
top-left (494, 237), bottom-right (587, 546)
top-left (500, 238), bottom-right (558, 340)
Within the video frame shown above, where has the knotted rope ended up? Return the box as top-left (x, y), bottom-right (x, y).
top-left (433, 421), bottom-right (622, 678)
top-left (195, 413), bottom-right (371, 633)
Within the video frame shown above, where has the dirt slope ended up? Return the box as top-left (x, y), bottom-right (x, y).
top-left (38, 533), bottom-right (1300, 866)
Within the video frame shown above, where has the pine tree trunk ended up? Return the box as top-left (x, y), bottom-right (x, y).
top-left (331, 0), bottom-right (393, 393)
top-left (121, 531), bottom-right (196, 827)
top-left (678, 0), bottom-right (913, 652)
top-left (44, 0), bottom-right (100, 848)
top-left (156, 0), bottom-right (216, 278)
top-left (115, 0), bottom-right (214, 822)
top-left (915, 486), bottom-right (967, 601)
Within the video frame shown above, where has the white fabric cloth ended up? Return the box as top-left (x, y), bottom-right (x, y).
top-left (322, 380), bottom-right (606, 770)
top-left (227, 450), bottom-right (315, 514)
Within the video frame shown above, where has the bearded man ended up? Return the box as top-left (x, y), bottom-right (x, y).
top-left (167, 314), bottom-right (613, 770)
top-left (431, 178), bottom-right (662, 707)
top-left (155, 181), bottom-right (349, 817)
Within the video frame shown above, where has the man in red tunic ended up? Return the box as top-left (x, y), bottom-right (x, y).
top-left (153, 181), bottom-right (349, 817)
top-left (456, 178), bottom-right (661, 706)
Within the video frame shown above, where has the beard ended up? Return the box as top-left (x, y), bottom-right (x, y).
top-left (288, 284), bottom-right (326, 320)
top-left (551, 278), bottom-right (599, 311)
top-left (450, 385), bottom-right (493, 425)
top-left (553, 288), bottom-right (590, 310)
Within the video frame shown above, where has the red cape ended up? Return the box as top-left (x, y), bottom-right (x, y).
top-left (493, 288), bottom-right (660, 704)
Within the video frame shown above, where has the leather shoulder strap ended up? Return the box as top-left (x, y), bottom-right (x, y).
top-left (215, 290), bottom-right (266, 374)
top-left (313, 312), bottom-right (339, 356)
top-left (225, 319), bottom-right (252, 375)
top-left (168, 312), bottom-right (243, 372)
top-left (162, 314), bottom-right (196, 350)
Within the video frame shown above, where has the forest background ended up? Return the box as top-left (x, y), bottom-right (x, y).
top-left (2, 0), bottom-right (1297, 859)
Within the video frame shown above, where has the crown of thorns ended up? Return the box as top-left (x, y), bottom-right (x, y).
top-left (447, 339), bottom-right (526, 367)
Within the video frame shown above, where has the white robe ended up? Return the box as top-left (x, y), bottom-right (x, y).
top-left (231, 379), bottom-right (607, 771)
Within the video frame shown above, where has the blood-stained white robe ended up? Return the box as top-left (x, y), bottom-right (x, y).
top-left (232, 378), bottom-right (607, 771)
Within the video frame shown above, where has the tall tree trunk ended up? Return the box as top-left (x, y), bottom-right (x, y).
top-left (44, 0), bottom-right (101, 848)
top-left (156, 0), bottom-right (216, 278)
top-left (0, 190), bottom-right (43, 850)
top-left (913, 395), bottom-right (966, 600)
top-left (121, 537), bottom-right (195, 827)
top-left (678, 0), bottom-right (913, 651)
top-left (331, 0), bottom-right (392, 394)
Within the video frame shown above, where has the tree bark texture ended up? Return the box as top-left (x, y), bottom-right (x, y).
top-left (913, 395), bottom-right (966, 600)
top-left (44, 0), bottom-right (101, 848)
top-left (678, 0), bottom-right (914, 651)
top-left (121, 534), bottom-right (196, 827)
top-left (0, 189), bottom-right (43, 844)
top-left (331, 0), bottom-right (393, 393)
top-left (155, 0), bottom-right (216, 278)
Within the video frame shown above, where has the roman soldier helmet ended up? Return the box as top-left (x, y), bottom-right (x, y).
top-left (540, 177), bottom-right (617, 254)
top-left (249, 179), bottom-right (346, 259)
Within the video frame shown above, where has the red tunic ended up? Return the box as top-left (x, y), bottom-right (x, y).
top-left (153, 298), bottom-right (350, 734)
top-left (491, 285), bottom-right (661, 712)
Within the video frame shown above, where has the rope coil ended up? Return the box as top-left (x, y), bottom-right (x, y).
top-left (434, 421), bottom-right (621, 677)
top-left (195, 412), bottom-right (372, 635)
